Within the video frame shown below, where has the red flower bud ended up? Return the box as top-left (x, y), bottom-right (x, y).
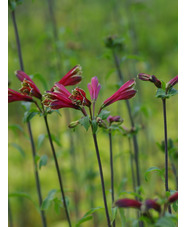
top-left (166, 75), bottom-right (178, 91)
top-left (69, 88), bottom-right (91, 107)
top-left (16, 71), bottom-right (42, 99)
top-left (43, 83), bottom-right (79, 110)
top-left (145, 199), bottom-right (161, 212)
top-left (87, 76), bottom-right (101, 101)
top-left (102, 79), bottom-right (136, 108)
top-left (168, 192), bottom-right (178, 203)
top-left (107, 115), bottom-right (123, 124)
top-left (8, 88), bottom-right (33, 103)
top-left (51, 65), bottom-right (82, 90)
top-left (138, 73), bottom-right (162, 88)
top-left (115, 198), bottom-right (142, 209)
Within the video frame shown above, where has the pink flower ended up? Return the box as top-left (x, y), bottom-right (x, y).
top-left (87, 76), bottom-right (101, 101)
top-left (145, 199), bottom-right (161, 212)
top-left (168, 192), bottom-right (178, 203)
top-left (8, 88), bottom-right (33, 103)
top-left (69, 87), bottom-right (91, 107)
top-left (166, 75), bottom-right (178, 91)
top-left (43, 83), bottom-right (79, 110)
top-left (16, 71), bottom-right (42, 99)
top-left (107, 115), bottom-right (123, 124)
top-left (115, 198), bottom-right (142, 209)
top-left (51, 65), bottom-right (82, 91)
top-left (138, 73), bottom-right (162, 88)
top-left (102, 79), bottom-right (136, 108)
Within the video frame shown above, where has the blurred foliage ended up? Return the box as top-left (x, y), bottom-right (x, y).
top-left (8, 0), bottom-right (177, 226)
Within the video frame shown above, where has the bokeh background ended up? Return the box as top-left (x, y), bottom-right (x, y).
top-left (8, 0), bottom-right (178, 226)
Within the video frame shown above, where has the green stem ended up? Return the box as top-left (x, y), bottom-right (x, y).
top-left (92, 132), bottom-right (111, 227)
top-left (109, 130), bottom-right (115, 227)
top-left (11, 9), bottom-right (47, 227)
top-left (43, 114), bottom-right (72, 226)
top-left (162, 99), bottom-right (172, 213)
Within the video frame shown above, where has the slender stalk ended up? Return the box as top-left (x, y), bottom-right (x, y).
top-left (65, 110), bottom-right (80, 219)
top-left (108, 130), bottom-right (115, 227)
top-left (111, 48), bottom-right (141, 192)
top-left (46, 0), bottom-right (62, 74)
top-left (11, 10), bottom-right (47, 227)
top-left (128, 138), bottom-right (136, 194)
top-left (8, 199), bottom-right (13, 227)
top-left (92, 132), bottom-right (111, 227)
top-left (170, 158), bottom-right (178, 190)
top-left (111, 49), bottom-right (143, 227)
top-left (162, 99), bottom-right (172, 213)
top-left (43, 114), bottom-right (72, 227)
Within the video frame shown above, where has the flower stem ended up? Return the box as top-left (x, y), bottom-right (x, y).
top-left (43, 114), bottom-right (72, 227)
top-left (92, 132), bottom-right (111, 227)
top-left (111, 49), bottom-right (141, 193)
top-left (108, 130), bottom-right (115, 227)
top-left (128, 138), bottom-right (136, 194)
top-left (46, 0), bottom-right (63, 74)
top-left (11, 9), bottom-right (47, 227)
top-left (162, 99), bottom-right (172, 213)
top-left (8, 199), bottom-right (13, 227)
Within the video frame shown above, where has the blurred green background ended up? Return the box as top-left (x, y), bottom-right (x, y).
top-left (8, 0), bottom-right (178, 226)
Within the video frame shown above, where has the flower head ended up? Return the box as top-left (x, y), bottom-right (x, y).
top-left (87, 76), bottom-right (101, 101)
top-left (144, 199), bottom-right (161, 213)
top-left (102, 79), bottom-right (136, 108)
top-left (168, 192), bottom-right (178, 204)
top-left (69, 88), bottom-right (91, 107)
top-left (166, 75), bottom-right (178, 91)
top-left (51, 65), bottom-right (82, 91)
top-left (8, 88), bottom-right (33, 103)
top-left (115, 198), bottom-right (142, 209)
top-left (43, 83), bottom-right (79, 110)
top-left (16, 70), bottom-right (42, 99)
top-left (107, 115), bottom-right (123, 124)
top-left (138, 73), bottom-right (162, 88)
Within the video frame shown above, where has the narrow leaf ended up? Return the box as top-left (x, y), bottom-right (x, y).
top-left (39, 155), bottom-right (48, 169)
top-left (79, 116), bottom-right (90, 131)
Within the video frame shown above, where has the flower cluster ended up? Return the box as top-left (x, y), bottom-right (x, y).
top-left (8, 66), bottom-right (83, 106)
top-left (115, 191), bottom-right (178, 213)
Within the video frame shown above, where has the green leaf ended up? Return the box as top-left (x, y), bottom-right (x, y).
top-left (167, 87), bottom-right (178, 97)
top-left (145, 167), bottom-right (163, 182)
top-left (37, 134), bottom-right (46, 150)
top-left (118, 208), bottom-right (126, 227)
top-left (53, 197), bottom-right (63, 214)
top-left (79, 116), bottom-right (90, 131)
top-left (23, 110), bottom-right (40, 123)
top-left (8, 124), bottom-right (24, 134)
top-left (35, 154), bottom-right (40, 164)
top-left (155, 216), bottom-right (177, 227)
top-left (161, 81), bottom-right (166, 90)
top-left (111, 207), bottom-right (118, 225)
top-left (21, 101), bottom-right (32, 111)
top-left (76, 216), bottom-right (92, 226)
top-left (172, 201), bottom-right (178, 212)
top-left (8, 192), bottom-right (39, 212)
top-left (76, 207), bottom-right (103, 227)
top-left (41, 189), bottom-right (57, 211)
top-left (10, 143), bottom-right (25, 157)
top-left (98, 110), bottom-right (110, 120)
top-left (92, 119), bottom-right (98, 134)
top-left (47, 134), bottom-right (62, 147)
top-left (155, 88), bottom-right (167, 99)
top-left (8, 0), bottom-right (17, 10)
top-left (39, 155), bottom-right (48, 169)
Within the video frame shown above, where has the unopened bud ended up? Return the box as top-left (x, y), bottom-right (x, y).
top-left (96, 117), bottom-right (108, 129)
top-left (68, 120), bottom-right (79, 128)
